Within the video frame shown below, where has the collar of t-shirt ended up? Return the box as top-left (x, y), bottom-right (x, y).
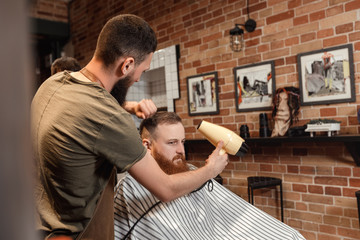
top-left (70, 71), bottom-right (92, 83)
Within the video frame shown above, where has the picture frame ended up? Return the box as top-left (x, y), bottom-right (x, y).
top-left (187, 71), bottom-right (219, 116)
top-left (297, 44), bottom-right (355, 106)
top-left (233, 61), bottom-right (275, 112)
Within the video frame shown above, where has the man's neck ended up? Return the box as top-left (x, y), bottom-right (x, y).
top-left (84, 58), bottom-right (116, 92)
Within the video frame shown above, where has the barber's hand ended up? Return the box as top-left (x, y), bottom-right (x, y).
top-left (134, 99), bottom-right (157, 119)
top-left (205, 140), bottom-right (229, 178)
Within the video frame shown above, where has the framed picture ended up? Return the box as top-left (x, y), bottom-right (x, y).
top-left (233, 61), bottom-right (275, 112)
top-left (297, 44), bottom-right (355, 106)
top-left (187, 71), bottom-right (219, 116)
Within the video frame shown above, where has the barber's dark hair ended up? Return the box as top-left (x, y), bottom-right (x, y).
top-left (51, 56), bottom-right (81, 75)
top-left (140, 112), bottom-right (182, 139)
top-left (94, 14), bottom-right (157, 67)
top-left (272, 86), bottom-right (300, 126)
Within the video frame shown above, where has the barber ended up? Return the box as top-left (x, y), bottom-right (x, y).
top-left (31, 14), bottom-right (228, 239)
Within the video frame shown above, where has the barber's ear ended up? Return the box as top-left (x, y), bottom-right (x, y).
top-left (119, 57), bottom-right (135, 75)
top-left (142, 139), bottom-right (152, 150)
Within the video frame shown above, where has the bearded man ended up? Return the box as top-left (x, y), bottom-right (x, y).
top-left (114, 112), bottom-right (305, 240)
top-left (31, 14), bottom-right (227, 240)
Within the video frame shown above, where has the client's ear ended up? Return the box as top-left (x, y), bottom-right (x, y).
top-left (142, 139), bottom-right (152, 150)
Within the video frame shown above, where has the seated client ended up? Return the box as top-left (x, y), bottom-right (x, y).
top-left (114, 112), bottom-right (305, 240)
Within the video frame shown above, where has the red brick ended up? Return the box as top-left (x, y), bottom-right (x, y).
top-left (260, 164), bottom-right (272, 172)
top-left (308, 185), bottom-right (324, 194)
top-left (285, 56), bottom-right (296, 65)
top-left (287, 165), bottom-right (299, 173)
top-left (335, 23), bottom-right (353, 34)
top-left (323, 35), bottom-right (348, 47)
top-left (300, 166), bottom-right (315, 175)
top-left (349, 116), bottom-right (359, 125)
top-left (310, 10), bottom-right (325, 21)
top-left (216, 60), bottom-right (237, 69)
top-left (266, 10), bottom-right (294, 25)
top-left (285, 36), bottom-right (299, 46)
top-left (196, 64), bottom-right (215, 74)
top-left (309, 203), bottom-right (325, 213)
top-left (325, 187), bottom-right (341, 196)
top-left (270, 40), bottom-right (284, 50)
top-left (288, 0), bottom-right (302, 9)
top-left (273, 164), bottom-right (286, 173)
top-left (345, 0), bottom-right (360, 12)
top-left (323, 215), bottom-right (351, 227)
top-left (320, 108), bottom-right (337, 117)
top-left (246, 38), bottom-right (260, 48)
top-left (338, 227), bottom-right (360, 239)
top-left (343, 187), bottom-right (358, 197)
top-left (326, 5), bottom-right (344, 17)
top-left (354, 168), bottom-right (360, 177)
top-left (303, 194), bottom-right (333, 204)
top-left (319, 224), bottom-right (337, 234)
top-left (242, 1), bottom-right (267, 15)
top-left (334, 167), bottom-right (351, 176)
top-left (318, 234), bottom-right (341, 240)
top-left (349, 178), bottom-right (360, 187)
top-left (295, 202), bottom-right (307, 211)
top-left (317, 28), bottom-right (334, 39)
top-left (274, 58), bottom-right (285, 66)
top-left (301, 32), bottom-right (316, 43)
top-left (191, 7), bottom-right (206, 18)
top-left (293, 15), bottom-right (309, 26)
top-left (293, 183), bottom-right (307, 192)
top-left (349, 31), bottom-right (360, 42)
top-left (315, 177), bottom-right (348, 186)
top-left (205, 15), bottom-right (225, 28)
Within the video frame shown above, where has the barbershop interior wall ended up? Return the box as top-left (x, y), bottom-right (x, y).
top-left (29, 0), bottom-right (69, 23)
top-left (34, 0), bottom-right (360, 239)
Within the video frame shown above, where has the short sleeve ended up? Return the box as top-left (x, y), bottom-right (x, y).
top-left (94, 112), bottom-right (147, 172)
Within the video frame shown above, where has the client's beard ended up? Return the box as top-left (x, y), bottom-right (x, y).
top-left (153, 151), bottom-right (189, 175)
top-left (111, 76), bottom-right (131, 106)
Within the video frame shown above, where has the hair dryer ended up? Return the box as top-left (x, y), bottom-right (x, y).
top-left (197, 120), bottom-right (249, 157)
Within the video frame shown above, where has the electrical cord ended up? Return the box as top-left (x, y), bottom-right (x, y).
top-left (121, 179), bottom-right (214, 240)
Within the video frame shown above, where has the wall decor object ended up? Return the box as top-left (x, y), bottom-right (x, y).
top-left (297, 44), bottom-right (355, 106)
top-left (187, 71), bottom-right (219, 116)
top-left (234, 61), bottom-right (275, 112)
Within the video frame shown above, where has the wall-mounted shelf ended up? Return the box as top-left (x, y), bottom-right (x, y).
top-left (185, 135), bottom-right (360, 166)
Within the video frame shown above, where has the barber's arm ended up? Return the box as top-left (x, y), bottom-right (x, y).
top-left (123, 99), bottom-right (157, 119)
top-left (128, 141), bottom-right (228, 202)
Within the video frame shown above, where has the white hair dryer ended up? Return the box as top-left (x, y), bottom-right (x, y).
top-left (197, 120), bottom-right (249, 156)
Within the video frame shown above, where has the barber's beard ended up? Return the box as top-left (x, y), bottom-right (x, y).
top-left (152, 151), bottom-right (189, 175)
top-left (110, 76), bottom-right (132, 106)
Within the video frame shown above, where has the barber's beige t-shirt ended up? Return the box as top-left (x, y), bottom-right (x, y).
top-left (31, 71), bottom-right (146, 234)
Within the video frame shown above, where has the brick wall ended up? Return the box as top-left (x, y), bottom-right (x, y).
top-left (29, 0), bottom-right (69, 22)
top-left (51, 0), bottom-right (360, 239)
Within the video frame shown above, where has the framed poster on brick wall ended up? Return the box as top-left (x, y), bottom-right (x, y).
top-left (233, 61), bottom-right (276, 112)
top-left (297, 44), bottom-right (355, 106)
top-left (187, 71), bottom-right (219, 116)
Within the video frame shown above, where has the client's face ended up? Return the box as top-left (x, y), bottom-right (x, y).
top-left (150, 123), bottom-right (188, 175)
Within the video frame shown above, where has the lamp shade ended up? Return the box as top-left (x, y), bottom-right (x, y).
top-left (229, 25), bottom-right (244, 52)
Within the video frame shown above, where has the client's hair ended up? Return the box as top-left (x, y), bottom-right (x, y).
top-left (140, 112), bottom-right (182, 140)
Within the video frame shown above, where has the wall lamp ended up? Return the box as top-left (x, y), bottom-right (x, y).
top-left (229, 19), bottom-right (257, 52)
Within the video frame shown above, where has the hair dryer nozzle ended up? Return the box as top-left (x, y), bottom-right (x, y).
top-left (235, 141), bottom-right (249, 157)
top-left (197, 120), bottom-right (249, 156)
